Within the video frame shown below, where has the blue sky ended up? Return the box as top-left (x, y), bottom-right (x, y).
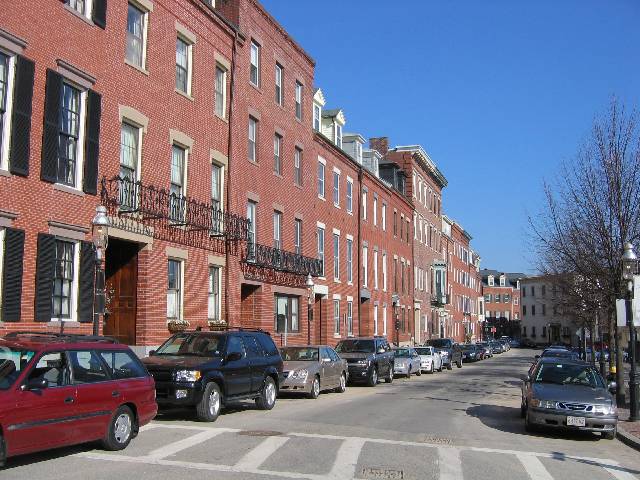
top-left (259, 0), bottom-right (640, 274)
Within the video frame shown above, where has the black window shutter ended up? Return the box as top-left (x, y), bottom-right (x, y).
top-left (41, 69), bottom-right (62, 183)
top-left (92, 0), bottom-right (107, 29)
top-left (9, 56), bottom-right (35, 177)
top-left (78, 241), bottom-right (95, 323)
top-left (82, 89), bottom-right (101, 195)
top-left (34, 233), bottom-right (56, 321)
top-left (1, 228), bottom-right (25, 321)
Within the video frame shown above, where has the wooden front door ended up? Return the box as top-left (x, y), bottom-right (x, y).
top-left (105, 239), bottom-right (138, 345)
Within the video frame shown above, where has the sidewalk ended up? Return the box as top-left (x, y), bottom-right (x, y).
top-left (617, 406), bottom-right (640, 449)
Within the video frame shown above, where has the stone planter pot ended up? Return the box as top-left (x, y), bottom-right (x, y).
top-left (168, 321), bottom-right (189, 333)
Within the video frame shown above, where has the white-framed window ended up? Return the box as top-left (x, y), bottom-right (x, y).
top-left (169, 144), bottom-right (187, 222)
top-left (211, 162), bottom-right (224, 234)
top-left (0, 228), bottom-right (4, 316)
top-left (333, 300), bottom-right (340, 336)
top-left (347, 301), bottom-right (353, 336)
top-left (294, 219), bottom-right (302, 255)
top-left (273, 210), bottom-right (282, 250)
top-left (250, 40), bottom-right (260, 86)
top-left (274, 63), bottom-right (283, 106)
top-left (333, 170), bottom-right (340, 207)
top-left (0, 51), bottom-right (15, 171)
top-left (317, 159), bottom-right (325, 198)
top-left (247, 200), bottom-right (257, 251)
top-left (175, 36), bottom-right (192, 95)
top-left (273, 133), bottom-right (281, 175)
top-left (333, 233), bottom-right (340, 281)
top-left (317, 226), bottom-right (325, 277)
top-left (119, 121), bottom-right (141, 209)
top-left (346, 178), bottom-right (353, 214)
top-left (374, 304), bottom-right (378, 335)
top-left (208, 265), bottom-right (221, 321)
top-left (381, 204), bottom-right (386, 231)
top-left (66, 0), bottom-right (92, 18)
top-left (488, 275), bottom-right (494, 286)
top-left (295, 81), bottom-right (303, 120)
top-left (294, 147), bottom-right (302, 186)
top-left (346, 237), bottom-right (353, 284)
top-left (373, 196), bottom-right (378, 226)
top-left (373, 250), bottom-right (378, 290)
top-left (313, 103), bottom-right (321, 131)
top-left (383, 306), bottom-right (387, 336)
top-left (248, 116), bottom-right (257, 162)
top-left (362, 190), bottom-right (367, 221)
top-left (215, 65), bottom-right (227, 118)
top-left (167, 259), bottom-right (183, 320)
top-left (500, 275), bottom-right (506, 286)
top-left (335, 124), bottom-right (342, 148)
top-left (126, 2), bottom-right (148, 69)
top-left (57, 82), bottom-right (86, 188)
top-left (51, 239), bottom-right (79, 321)
top-left (362, 245), bottom-right (368, 288)
top-left (382, 253), bottom-right (387, 291)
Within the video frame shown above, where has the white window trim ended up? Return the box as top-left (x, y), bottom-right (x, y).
top-left (171, 141), bottom-right (189, 200)
top-left (208, 265), bottom-right (222, 321)
top-left (346, 177), bottom-right (353, 214)
top-left (214, 64), bottom-right (228, 119)
top-left (176, 34), bottom-right (194, 96)
top-left (333, 170), bottom-right (340, 207)
top-left (0, 228), bottom-right (4, 315)
top-left (127, 2), bottom-right (150, 71)
top-left (0, 52), bottom-right (15, 172)
top-left (250, 40), bottom-right (260, 87)
top-left (211, 160), bottom-right (225, 213)
top-left (66, 0), bottom-right (93, 19)
top-left (56, 83), bottom-right (87, 191)
top-left (382, 253), bottom-right (387, 292)
top-left (120, 120), bottom-right (144, 183)
top-left (317, 158), bottom-right (326, 199)
top-left (373, 249), bottom-right (378, 290)
top-left (51, 237), bottom-right (80, 323)
top-left (333, 232), bottom-right (340, 282)
top-left (167, 257), bottom-right (185, 321)
top-left (373, 196), bottom-right (378, 227)
top-left (381, 204), bottom-right (386, 231)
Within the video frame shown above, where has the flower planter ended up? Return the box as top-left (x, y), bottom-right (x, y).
top-left (167, 321), bottom-right (190, 333)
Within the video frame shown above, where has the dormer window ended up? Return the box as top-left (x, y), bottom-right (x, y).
top-left (488, 275), bottom-right (494, 286)
top-left (499, 275), bottom-right (505, 286)
top-left (313, 104), bottom-right (321, 131)
top-left (335, 124), bottom-right (342, 148)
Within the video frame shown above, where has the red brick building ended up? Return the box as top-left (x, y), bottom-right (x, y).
top-left (481, 269), bottom-right (523, 339)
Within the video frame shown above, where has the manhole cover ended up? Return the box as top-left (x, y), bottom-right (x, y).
top-left (423, 436), bottom-right (452, 445)
top-left (362, 467), bottom-right (404, 479)
top-left (238, 430), bottom-right (283, 437)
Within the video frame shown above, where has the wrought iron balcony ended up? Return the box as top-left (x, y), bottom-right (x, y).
top-left (101, 176), bottom-right (250, 241)
top-left (243, 242), bottom-right (323, 277)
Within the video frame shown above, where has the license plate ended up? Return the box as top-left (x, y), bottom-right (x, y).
top-left (567, 416), bottom-right (586, 427)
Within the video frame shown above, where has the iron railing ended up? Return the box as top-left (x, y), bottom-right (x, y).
top-left (101, 176), bottom-right (250, 241)
top-left (243, 242), bottom-right (323, 277)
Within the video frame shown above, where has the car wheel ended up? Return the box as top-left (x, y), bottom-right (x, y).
top-left (447, 361), bottom-right (452, 371)
top-left (0, 434), bottom-right (6, 468)
top-left (524, 410), bottom-right (536, 433)
top-left (385, 367), bottom-right (394, 383)
top-left (256, 376), bottom-right (277, 410)
top-left (367, 366), bottom-right (378, 387)
top-left (457, 359), bottom-right (463, 368)
top-left (604, 426), bottom-right (617, 440)
top-left (102, 405), bottom-right (135, 451)
top-left (307, 375), bottom-right (321, 399)
top-left (336, 372), bottom-right (347, 392)
top-left (520, 400), bottom-right (527, 418)
top-left (406, 367), bottom-right (412, 379)
top-left (196, 382), bottom-right (222, 422)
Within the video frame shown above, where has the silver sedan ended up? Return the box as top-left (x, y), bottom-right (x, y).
top-left (279, 345), bottom-right (348, 399)
top-left (392, 347), bottom-right (422, 377)
top-left (414, 346), bottom-right (443, 373)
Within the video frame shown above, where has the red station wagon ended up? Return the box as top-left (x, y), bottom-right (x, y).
top-left (0, 332), bottom-right (157, 466)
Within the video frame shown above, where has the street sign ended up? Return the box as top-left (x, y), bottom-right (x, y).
top-left (491, 327), bottom-right (496, 333)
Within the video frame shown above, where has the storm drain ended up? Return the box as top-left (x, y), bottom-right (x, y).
top-left (238, 430), bottom-right (283, 437)
top-left (361, 467), bottom-right (404, 479)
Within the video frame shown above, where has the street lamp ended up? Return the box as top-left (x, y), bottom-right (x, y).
top-left (305, 274), bottom-right (314, 344)
top-left (392, 295), bottom-right (400, 346)
top-left (462, 318), bottom-right (470, 344)
top-left (622, 242), bottom-right (639, 421)
top-left (91, 206), bottom-right (109, 336)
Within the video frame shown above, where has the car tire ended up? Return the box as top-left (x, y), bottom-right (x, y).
top-left (256, 376), bottom-right (277, 410)
top-left (336, 372), bottom-right (347, 392)
top-left (385, 367), bottom-right (394, 383)
top-left (416, 367), bottom-right (422, 376)
top-left (447, 361), bottom-right (452, 371)
top-left (604, 427), bottom-right (616, 440)
top-left (0, 434), bottom-right (6, 468)
top-left (196, 382), bottom-right (222, 422)
top-left (406, 367), bottom-right (412, 379)
top-left (102, 405), bottom-right (135, 451)
top-left (524, 410), bottom-right (536, 433)
top-left (367, 366), bottom-right (378, 387)
top-left (520, 401), bottom-right (527, 418)
top-left (457, 358), bottom-right (463, 368)
top-left (307, 376), bottom-right (321, 399)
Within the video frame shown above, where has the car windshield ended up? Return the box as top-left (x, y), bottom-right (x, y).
top-left (335, 340), bottom-right (375, 353)
top-left (155, 333), bottom-right (224, 357)
top-left (461, 345), bottom-right (476, 351)
top-left (394, 348), bottom-right (412, 357)
top-left (428, 339), bottom-right (451, 349)
top-left (542, 350), bottom-right (574, 359)
top-left (0, 347), bottom-right (36, 390)
top-left (534, 363), bottom-right (605, 388)
top-left (415, 347), bottom-right (433, 355)
top-left (280, 347), bottom-right (319, 362)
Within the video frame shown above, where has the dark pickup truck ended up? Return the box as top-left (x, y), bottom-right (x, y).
top-left (335, 336), bottom-right (395, 386)
top-left (424, 338), bottom-right (463, 370)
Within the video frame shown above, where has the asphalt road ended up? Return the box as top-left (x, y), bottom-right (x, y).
top-left (5, 349), bottom-right (640, 480)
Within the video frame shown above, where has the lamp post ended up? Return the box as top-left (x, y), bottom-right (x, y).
top-left (392, 295), bottom-right (400, 346)
top-left (91, 206), bottom-right (109, 336)
top-left (305, 274), bottom-right (314, 344)
top-left (462, 318), bottom-right (470, 343)
top-left (622, 242), bottom-right (639, 421)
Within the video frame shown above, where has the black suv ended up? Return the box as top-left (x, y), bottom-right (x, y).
top-left (335, 336), bottom-right (394, 386)
top-left (142, 329), bottom-right (282, 422)
top-left (425, 338), bottom-right (463, 370)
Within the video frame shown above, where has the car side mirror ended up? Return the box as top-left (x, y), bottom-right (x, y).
top-left (534, 355), bottom-right (540, 360)
top-left (608, 382), bottom-right (617, 394)
top-left (524, 375), bottom-right (531, 383)
top-left (322, 357), bottom-right (331, 363)
top-left (377, 348), bottom-right (385, 354)
top-left (226, 351), bottom-right (242, 362)
top-left (148, 350), bottom-right (156, 356)
top-left (22, 378), bottom-right (47, 391)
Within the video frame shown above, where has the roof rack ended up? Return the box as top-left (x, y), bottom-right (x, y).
top-left (3, 331), bottom-right (120, 344)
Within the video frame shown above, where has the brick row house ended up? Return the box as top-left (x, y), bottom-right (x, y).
top-left (0, 0), bottom-right (461, 350)
top-left (481, 269), bottom-right (524, 339)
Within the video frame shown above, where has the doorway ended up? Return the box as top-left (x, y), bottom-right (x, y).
top-left (105, 238), bottom-right (139, 345)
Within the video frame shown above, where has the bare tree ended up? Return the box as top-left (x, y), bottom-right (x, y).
top-left (529, 99), bottom-right (640, 405)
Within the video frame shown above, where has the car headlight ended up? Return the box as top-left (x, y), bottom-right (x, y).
top-left (290, 369), bottom-right (308, 381)
top-left (440, 351), bottom-right (449, 357)
top-left (594, 404), bottom-right (615, 415)
top-left (531, 399), bottom-right (556, 409)
top-left (356, 359), bottom-right (370, 366)
top-left (175, 370), bottom-right (201, 382)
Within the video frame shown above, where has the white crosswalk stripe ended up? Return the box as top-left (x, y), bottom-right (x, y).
top-left (329, 438), bottom-right (365, 480)
top-left (234, 436), bottom-right (291, 470)
top-left (438, 447), bottom-right (463, 480)
top-left (516, 453), bottom-right (554, 480)
top-left (145, 428), bottom-right (228, 460)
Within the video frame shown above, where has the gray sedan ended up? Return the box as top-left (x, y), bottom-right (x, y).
top-left (279, 346), bottom-right (348, 399)
top-left (393, 347), bottom-right (421, 377)
top-left (521, 358), bottom-right (618, 439)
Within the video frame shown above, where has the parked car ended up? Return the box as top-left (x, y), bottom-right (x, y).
top-left (392, 347), bottom-right (421, 377)
top-left (142, 329), bottom-right (282, 422)
top-left (476, 342), bottom-right (493, 358)
top-left (498, 340), bottom-right (510, 352)
top-left (489, 341), bottom-right (503, 354)
top-left (521, 357), bottom-right (618, 439)
top-left (509, 339), bottom-right (521, 348)
top-left (0, 332), bottom-right (157, 467)
top-left (461, 344), bottom-right (482, 362)
top-left (538, 348), bottom-right (580, 362)
top-left (425, 338), bottom-right (463, 370)
top-left (520, 338), bottom-right (537, 348)
top-left (415, 346), bottom-right (443, 373)
top-left (279, 345), bottom-right (347, 398)
top-left (335, 337), bottom-right (394, 386)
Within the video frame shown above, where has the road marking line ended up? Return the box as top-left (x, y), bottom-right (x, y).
top-left (329, 438), bottom-right (365, 479)
top-left (234, 435), bottom-right (290, 470)
top-left (516, 453), bottom-right (554, 480)
top-left (603, 466), bottom-right (638, 480)
top-left (438, 447), bottom-right (462, 480)
top-left (145, 428), bottom-right (228, 460)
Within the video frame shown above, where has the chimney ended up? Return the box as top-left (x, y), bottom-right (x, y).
top-left (369, 137), bottom-right (389, 155)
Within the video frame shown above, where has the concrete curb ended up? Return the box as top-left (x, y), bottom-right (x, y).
top-left (617, 426), bottom-right (640, 451)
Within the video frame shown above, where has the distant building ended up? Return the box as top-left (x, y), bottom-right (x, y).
top-left (481, 270), bottom-right (524, 339)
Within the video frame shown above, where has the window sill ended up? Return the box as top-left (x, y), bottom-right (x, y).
top-left (215, 112), bottom-right (228, 123)
top-left (247, 159), bottom-right (259, 166)
top-left (48, 320), bottom-right (81, 328)
top-left (334, 279), bottom-right (341, 284)
top-left (333, 204), bottom-right (341, 209)
top-left (175, 88), bottom-right (194, 101)
top-left (295, 116), bottom-right (303, 124)
top-left (249, 82), bottom-right (262, 94)
top-left (63, 4), bottom-right (95, 26)
top-left (273, 171), bottom-right (283, 179)
top-left (125, 59), bottom-right (149, 76)
top-left (54, 183), bottom-right (85, 197)
top-left (294, 183), bottom-right (303, 190)
top-left (346, 210), bottom-right (353, 216)
top-left (318, 195), bottom-right (325, 201)
top-left (333, 334), bottom-right (341, 338)
top-left (0, 169), bottom-right (10, 178)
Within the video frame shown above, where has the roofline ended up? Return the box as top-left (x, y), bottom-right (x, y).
top-left (392, 145), bottom-right (448, 188)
